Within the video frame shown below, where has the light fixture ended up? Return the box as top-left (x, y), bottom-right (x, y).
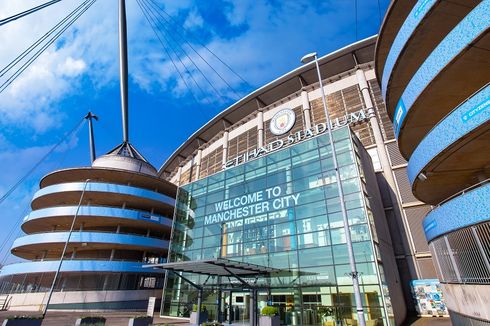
top-left (417, 172), bottom-right (428, 181)
top-left (300, 52), bottom-right (317, 64)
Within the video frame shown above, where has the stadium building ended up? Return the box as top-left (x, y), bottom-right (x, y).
top-left (375, 0), bottom-right (489, 324)
top-left (156, 36), bottom-right (442, 325)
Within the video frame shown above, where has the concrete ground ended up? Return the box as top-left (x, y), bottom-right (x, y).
top-left (0, 311), bottom-right (188, 325)
top-left (0, 311), bottom-right (452, 326)
top-left (405, 316), bottom-right (452, 326)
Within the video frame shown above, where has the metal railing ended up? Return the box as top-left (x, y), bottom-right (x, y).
top-left (430, 220), bottom-right (490, 284)
top-left (434, 178), bottom-right (489, 208)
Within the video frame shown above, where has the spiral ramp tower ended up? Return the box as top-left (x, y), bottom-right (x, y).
top-left (0, 143), bottom-right (176, 311)
top-left (376, 0), bottom-right (490, 324)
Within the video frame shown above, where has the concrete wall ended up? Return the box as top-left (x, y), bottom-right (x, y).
top-left (442, 283), bottom-right (490, 321)
top-left (5, 289), bottom-right (161, 312)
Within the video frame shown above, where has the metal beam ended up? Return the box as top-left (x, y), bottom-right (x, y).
top-left (223, 267), bottom-right (251, 287)
top-left (222, 118), bottom-right (233, 128)
top-left (170, 270), bottom-right (202, 290)
top-left (298, 75), bottom-right (308, 88)
top-left (255, 97), bottom-right (267, 108)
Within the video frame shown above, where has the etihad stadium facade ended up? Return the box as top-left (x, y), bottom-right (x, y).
top-left (157, 36), bottom-right (443, 325)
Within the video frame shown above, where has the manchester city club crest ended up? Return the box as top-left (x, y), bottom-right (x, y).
top-left (270, 108), bottom-right (296, 135)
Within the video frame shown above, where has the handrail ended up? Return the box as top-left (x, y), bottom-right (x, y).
top-left (23, 229), bottom-right (169, 241)
top-left (434, 178), bottom-right (489, 208)
top-left (414, 83), bottom-right (489, 152)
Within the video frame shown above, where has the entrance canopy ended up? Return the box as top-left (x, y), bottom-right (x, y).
top-left (145, 259), bottom-right (291, 326)
top-left (145, 258), bottom-right (283, 278)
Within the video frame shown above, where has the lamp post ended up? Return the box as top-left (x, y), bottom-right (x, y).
top-left (301, 52), bottom-right (366, 326)
top-left (42, 179), bottom-right (91, 319)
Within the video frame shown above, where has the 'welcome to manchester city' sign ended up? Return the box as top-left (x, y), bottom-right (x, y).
top-left (204, 186), bottom-right (300, 226)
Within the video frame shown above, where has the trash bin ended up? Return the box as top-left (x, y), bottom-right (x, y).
top-left (303, 309), bottom-right (316, 325)
top-left (290, 311), bottom-right (300, 325)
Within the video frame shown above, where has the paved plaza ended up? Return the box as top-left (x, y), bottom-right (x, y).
top-left (0, 310), bottom-right (451, 326)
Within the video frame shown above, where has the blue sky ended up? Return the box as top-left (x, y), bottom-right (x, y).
top-left (0, 0), bottom-right (389, 265)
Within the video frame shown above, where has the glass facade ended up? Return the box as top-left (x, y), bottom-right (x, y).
top-left (163, 127), bottom-right (393, 325)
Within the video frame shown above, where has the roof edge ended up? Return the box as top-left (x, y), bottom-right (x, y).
top-left (158, 35), bottom-right (378, 177)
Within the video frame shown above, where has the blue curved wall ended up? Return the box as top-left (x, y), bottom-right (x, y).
top-left (33, 182), bottom-right (175, 206)
top-left (0, 260), bottom-right (165, 277)
top-left (391, 1), bottom-right (490, 136)
top-left (423, 184), bottom-right (490, 242)
top-left (12, 232), bottom-right (168, 251)
top-left (381, 0), bottom-right (437, 100)
top-left (407, 84), bottom-right (490, 184)
top-left (23, 206), bottom-right (172, 228)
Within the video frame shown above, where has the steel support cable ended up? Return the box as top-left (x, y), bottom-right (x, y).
top-left (135, 0), bottom-right (202, 105)
top-left (0, 0), bottom-right (63, 27)
top-left (146, 0), bottom-right (251, 89)
top-left (0, 118), bottom-right (85, 265)
top-left (0, 206), bottom-right (28, 258)
top-left (137, 0), bottom-right (212, 105)
top-left (0, 0), bottom-right (93, 78)
top-left (146, 0), bottom-right (242, 100)
top-left (0, 118), bottom-right (86, 206)
top-left (1, 227), bottom-right (24, 266)
top-left (141, 0), bottom-right (225, 101)
top-left (0, 0), bottom-right (96, 94)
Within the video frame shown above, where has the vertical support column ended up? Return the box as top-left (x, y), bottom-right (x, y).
top-left (355, 68), bottom-right (397, 191)
top-left (222, 131), bottom-right (229, 167)
top-left (118, 0), bottom-right (129, 142)
top-left (355, 65), bottom-right (421, 278)
top-left (249, 289), bottom-right (256, 326)
top-left (195, 149), bottom-right (203, 180)
top-left (444, 236), bottom-right (462, 282)
top-left (472, 227), bottom-right (490, 275)
top-left (217, 288), bottom-right (223, 322)
top-left (301, 89), bottom-right (312, 129)
top-left (257, 110), bottom-right (264, 147)
top-left (197, 288), bottom-right (203, 324)
top-left (176, 166), bottom-right (183, 186)
top-left (229, 291), bottom-right (234, 324)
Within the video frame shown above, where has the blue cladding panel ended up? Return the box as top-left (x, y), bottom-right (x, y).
top-left (423, 184), bottom-right (490, 242)
top-left (381, 0), bottom-right (437, 100)
top-left (11, 232), bottom-right (168, 251)
top-left (33, 182), bottom-right (175, 206)
top-left (392, 1), bottom-right (490, 138)
top-left (23, 206), bottom-right (172, 227)
top-left (407, 85), bottom-right (490, 184)
top-left (0, 260), bottom-right (165, 277)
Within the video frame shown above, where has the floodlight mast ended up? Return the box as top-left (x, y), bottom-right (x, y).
top-left (301, 52), bottom-right (367, 326)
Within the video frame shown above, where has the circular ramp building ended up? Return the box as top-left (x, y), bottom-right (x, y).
top-left (376, 0), bottom-right (490, 323)
top-left (0, 142), bottom-right (176, 311)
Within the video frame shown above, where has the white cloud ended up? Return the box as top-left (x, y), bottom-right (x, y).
top-left (0, 0), bottom-right (372, 136)
top-left (57, 57), bottom-right (86, 77)
top-left (184, 9), bottom-right (204, 29)
top-left (0, 1), bottom-right (118, 134)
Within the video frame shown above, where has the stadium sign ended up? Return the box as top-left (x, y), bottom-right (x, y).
top-left (269, 108), bottom-right (296, 135)
top-left (224, 109), bottom-right (368, 168)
